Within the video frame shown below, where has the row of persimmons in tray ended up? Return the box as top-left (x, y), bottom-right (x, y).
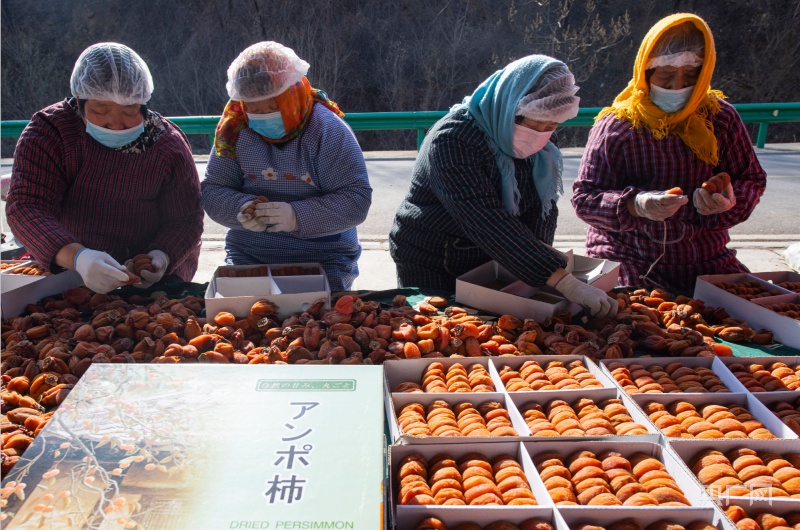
top-left (397, 448), bottom-right (690, 507)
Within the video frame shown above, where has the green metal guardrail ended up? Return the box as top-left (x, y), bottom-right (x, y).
top-left (2, 103), bottom-right (798, 149)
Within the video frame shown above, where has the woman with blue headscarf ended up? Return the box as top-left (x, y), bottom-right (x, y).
top-left (389, 55), bottom-right (617, 317)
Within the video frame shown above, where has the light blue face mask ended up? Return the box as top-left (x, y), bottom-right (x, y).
top-left (86, 120), bottom-right (145, 148)
top-left (649, 84), bottom-right (695, 114)
top-left (247, 111), bottom-right (286, 139)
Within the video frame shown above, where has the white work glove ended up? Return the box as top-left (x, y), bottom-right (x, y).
top-left (255, 202), bottom-right (298, 233)
top-left (633, 191), bottom-right (688, 221)
top-left (237, 200), bottom-right (266, 232)
top-left (126, 250), bottom-right (170, 289)
top-left (693, 183), bottom-right (736, 215)
top-left (554, 273), bottom-right (619, 318)
top-left (74, 248), bottom-right (130, 294)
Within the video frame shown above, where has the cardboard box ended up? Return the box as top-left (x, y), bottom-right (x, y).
top-left (558, 506), bottom-right (731, 530)
top-left (750, 270), bottom-right (800, 293)
top-left (599, 356), bottom-right (751, 395)
top-left (204, 262), bottom-right (330, 319)
top-left (489, 354), bottom-right (622, 395)
top-left (670, 438), bottom-right (800, 505)
top-left (694, 274), bottom-right (800, 349)
top-left (386, 390), bottom-right (530, 445)
top-left (750, 391), bottom-right (800, 439)
top-left (1, 260), bottom-right (46, 291)
top-left (506, 386), bottom-right (661, 441)
top-left (717, 497), bottom-right (800, 528)
top-left (384, 356), bottom-right (496, 395)
top-left (389, 441), bottom-right (554, 530)
top-left (522, 439), bottom-right (717, 512)
top-left (2, 364), bottom-right (385, 529)
top-left (455, 255), bottom-right (620, 320)
top-left (719, 356), bottom-right (800, 398)
top-left (0, 269), bottom-right (83, 318)
top-left (630, 391), bottom-right (798, 440)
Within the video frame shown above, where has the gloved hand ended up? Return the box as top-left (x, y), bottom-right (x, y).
top-left (74, 248), bottom-right (130, 294)
top-left (237, 200), bottom-right (266, 232)
top-left (255, 202), bottom-right (298, 233)
top-left (633, 191), bottom-right (688, 221)
top-left (126, 250), bottom-right (170, 289)
top-left (693, 183), bottom-right (736, 215)
top-left (554, 273), bottom-right (619, 318)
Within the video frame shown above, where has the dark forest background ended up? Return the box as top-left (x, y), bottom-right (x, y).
top-left (2, 0), bottom-right (799, 156)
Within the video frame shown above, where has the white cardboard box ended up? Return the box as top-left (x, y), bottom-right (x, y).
top-left (386, 390), bottom-right (529, 445)
top-left (719, 356), bottom-right (800, 398)
top-left (506, 386), bottom-right (661, 441)
top-left (204, 262), bottom-right (330, 319)
top-left (389, 441), bottom-right (554, 530)
top-left (717, 497), bottom-right (800, 528)
top-left (383, 356), bottom-right (496, 395)
top-left (631, 391), bottom-right (798, 440)
top-left (488, 354), bottom-right (619, 394)
top-left (670, 438), bottom-right (800, 504)
top-left (558, 508), bottom-right (732, 530)
top-left (455, 255), bottom-right (620, 320)
top-left (599, 356), bottom-right (751, 395)
top-left (0, 269), bottom-right (83, 318)
top-left (521, 439), bottom-right (717, 511)
top-left (1, 260), bottom-right (47, 292)
top-left (750, 270), bottom-right (800, 292)
top-left (694, 273), bottom-right (800, 349)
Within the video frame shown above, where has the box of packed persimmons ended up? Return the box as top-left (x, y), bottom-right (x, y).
top-left (694, 273), bottom-right (800, 350)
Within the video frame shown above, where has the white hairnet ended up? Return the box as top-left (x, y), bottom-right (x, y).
top-left (226, 42), bottom-right (310, 102)
top-left (70, 43), bottom-right (153, 105)
top-left (646, 22), bottom-right (705, 69)
top-left (516, 64), bottom-right (580, 123)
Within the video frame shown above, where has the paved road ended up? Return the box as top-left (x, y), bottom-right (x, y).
top-left (2, 145), bottom-right (798, 243)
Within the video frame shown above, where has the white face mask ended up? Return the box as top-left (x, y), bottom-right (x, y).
top-left (512, 124), bottom-right (553, 159)
top-left (649, 84), bottom-right (695, 113)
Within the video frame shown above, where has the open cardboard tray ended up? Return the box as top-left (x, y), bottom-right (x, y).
top-left (630, 392), bottom-right (798, 440)
top-left (0, 259), bottom-right (45, 291)
top-left (694, 273), bottom-right (800, 349)
top-left (669, 438), bottom-right (800, 505)
top-left (558, 508), bottom-right (732, 530)
top-left (488, 354), bottom-right (620, 395)
top-left (750, 270), bottom-right (800, 293)
top-left (748, 391), bottom-right (800, 439)
top-left (384, 356), bottom-right (496, 395)
top-left (387, 390), bottom-right (529, 445)
top-left (599, 356), bottom-right (750, 396)
top-left (506, 386), bottom-right (660, 441)
top-left (718, 355), bottom-right (800, 400)
top-left (204, 262), bottom-right (330, 319)
top-left (389, 441), bottom-right (554, 530)
top-left (1, 269), bottom-right (83, 318)
top-left (521, 440), bottom-right (718, 516)
top-left (716, 497), bottom-right (800, 529)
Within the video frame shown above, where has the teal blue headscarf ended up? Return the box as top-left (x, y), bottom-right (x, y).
top-left (459, 55), bottom-right (566, 218)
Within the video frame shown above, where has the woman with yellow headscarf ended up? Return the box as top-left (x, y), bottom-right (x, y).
top-left (572, 13), bottom-right (766, 293)
top-left (201, 42), bottom-right (372, 291)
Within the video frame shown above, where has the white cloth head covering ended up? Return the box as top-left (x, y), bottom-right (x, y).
top-left (645, 21), bottom-right (705, 69)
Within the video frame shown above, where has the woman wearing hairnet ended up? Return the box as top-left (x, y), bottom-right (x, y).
top-left (390, 55), bottom-right (618, 318)
top-left (6, 42), bottom-right (203, 293)
top-left (201, 42), bottom-right (371, 291)
top-left (572, 13), bottom-right (766, 292)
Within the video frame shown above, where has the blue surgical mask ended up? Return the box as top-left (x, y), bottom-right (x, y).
top-left (247, 111), bottom-right (286, 139)
top-left (649, 84), bottom-right (695, 114)
top-left (86, 121), bottom-right (145, 148)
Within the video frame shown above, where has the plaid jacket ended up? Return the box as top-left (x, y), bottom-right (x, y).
top-left (572, 98), bottom-right (766, 291)
top-left (390, 106), bottom-right (567, 291)
top-left (6, 100), bottom-right (203, 281)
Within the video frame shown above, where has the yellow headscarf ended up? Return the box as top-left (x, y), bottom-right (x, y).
top-left (597, 13), bottom-right (726, 165)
